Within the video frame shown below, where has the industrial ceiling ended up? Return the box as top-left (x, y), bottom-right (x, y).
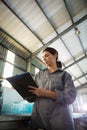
top-left (0, 0), bottom-right (87, 93)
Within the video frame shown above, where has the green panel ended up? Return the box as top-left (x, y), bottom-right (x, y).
top-left (31, 58), bottom-right (45, 70)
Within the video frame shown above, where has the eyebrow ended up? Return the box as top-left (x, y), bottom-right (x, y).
top-left (42, 54), bottom-right (49, 58)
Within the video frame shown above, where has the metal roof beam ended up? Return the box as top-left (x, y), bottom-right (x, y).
top-left (64, 54), bottom-right (87, 70)
top-left (74, 73), bottom-right (87, 82)
top-left (0, 28), bottom-right (31, 54)
top-left (63, 0), bottom-right (75, 25)
top-left (1, 0), bottom-right (44, 45)
top-left (28, 15), bottom-right (87, 60)
top-left (64, 0), bottom-right (86, 56)
top-left (76, 83), bottom-right (87, 90)
top-left (63, 0), bottom-right (87, 80)
top-left (35, 0), bottom-right (74, 64)
top-left (35, 0), bottom-right (58, 35)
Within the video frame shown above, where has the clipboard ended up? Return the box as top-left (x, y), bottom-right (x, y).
top-left (6, 72), bottom-right (38, 102)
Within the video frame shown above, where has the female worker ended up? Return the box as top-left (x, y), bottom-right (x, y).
top-left (29, 47), bottom-right (77, 130)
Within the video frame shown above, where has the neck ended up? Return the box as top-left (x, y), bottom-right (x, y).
top-left (47, 65), bottom-right (58, 73)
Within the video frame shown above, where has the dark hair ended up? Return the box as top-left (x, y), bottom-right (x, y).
top-left (43, 47), bottom-right (62, 68)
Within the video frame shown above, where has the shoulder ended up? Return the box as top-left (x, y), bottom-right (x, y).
top-left (38, 68), bottom-right (47, 74)
top-left (57, 69), bottom-right (71, 76)
top-left (36, 68), bottom-right (48, 77)
top-left (62, 70), bottom-right (72, 80)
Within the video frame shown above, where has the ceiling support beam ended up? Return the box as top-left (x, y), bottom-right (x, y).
top-left (0, 28), bottom-right (31, 54)
top-left (1, 0), bottom-right (44, 45)
top-left (63, 54), bottom-right (87, 70)
top-left (63, 0), bottom-right (87, 81)
top-left (35, 0), bottom-right (78, 71)
top-left (63, 0), bottom-right (75, 25)
top-left (35, 0), bottom-right (58, 35)
top-left (64, 0), bottom-right (86, 57)
top-left (74, 73), bottom-right (87, 82)
top-left (28, 15), bottom-right (87, 60)
top-left (1, 0), bottom-right (87, 61)
top-left (76, 82), bottom-right (87, 90)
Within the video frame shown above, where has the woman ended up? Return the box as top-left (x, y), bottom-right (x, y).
top-left (29, 47), bottom-right (77, 130)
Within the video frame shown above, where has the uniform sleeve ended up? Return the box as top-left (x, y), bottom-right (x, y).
top-left (56, 72), bottom-right (77, 104)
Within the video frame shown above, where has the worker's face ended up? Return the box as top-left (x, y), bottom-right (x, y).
top-left (42, 51), bottom-right (57, 66)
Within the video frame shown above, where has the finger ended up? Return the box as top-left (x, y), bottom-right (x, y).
top-left (28, 90), bottom-right (35, 95)
top-left (28, 86), bottom-right (36, 89)
top-left (28, 90), bottom-right (37, 96)
top-left (28, 89), bottom-right (32, 92)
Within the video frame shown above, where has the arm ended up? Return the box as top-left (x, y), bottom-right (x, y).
top-left (56, 72), bottom-right (77, 104)
top-left (29, 71), bottom-right (77, 104)
top-left (29, 86), bottom-right (56, 100)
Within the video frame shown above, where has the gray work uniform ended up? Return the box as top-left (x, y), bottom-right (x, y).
top-left (31, 68), bottom-right (77, 130)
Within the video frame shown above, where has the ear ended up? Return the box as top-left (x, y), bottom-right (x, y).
top-left (54, 53), bottom-right (58, 60)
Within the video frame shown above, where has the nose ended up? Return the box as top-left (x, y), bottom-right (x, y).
top-left (43, 58), bottom-right (46, 62)
top-left (43, 57), bottom-right (47, 63)
top-left (43, 56), bottom-right (46, 61)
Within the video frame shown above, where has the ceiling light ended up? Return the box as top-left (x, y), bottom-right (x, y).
top-left (75, 28), bottom-right (80, 36)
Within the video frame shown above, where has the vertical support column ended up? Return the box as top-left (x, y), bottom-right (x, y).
top-left (27, 61), bottom-right (31, 73)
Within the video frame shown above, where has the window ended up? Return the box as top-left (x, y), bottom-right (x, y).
top-left (35, 67), bottom-right (39, 74)
top-left (3, 50), bottom-right (15, 78)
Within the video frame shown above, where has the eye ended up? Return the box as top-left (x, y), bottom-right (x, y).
top-left (45, 54), bottom-right (49, 57)
top-left (42, 54), bottom-right (49, 59)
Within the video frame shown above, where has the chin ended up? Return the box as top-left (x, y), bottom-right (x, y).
top-left (46, 64), bottom-right (50, 67)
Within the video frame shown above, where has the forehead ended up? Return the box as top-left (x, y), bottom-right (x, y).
top-left (42, 51), bottom-right (51, 56)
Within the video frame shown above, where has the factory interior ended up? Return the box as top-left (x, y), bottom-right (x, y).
top-left (0, 0), bottom-right (87, 130)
